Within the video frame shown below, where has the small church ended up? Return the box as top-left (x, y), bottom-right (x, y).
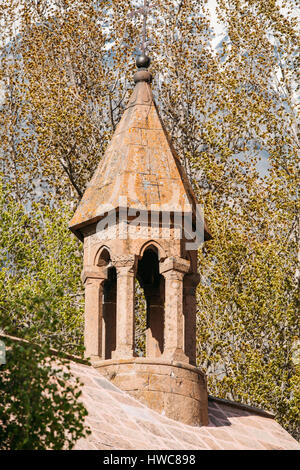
top-left (68, 54), bottom-right (300, 450)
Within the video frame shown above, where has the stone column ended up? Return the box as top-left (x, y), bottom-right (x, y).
top-left (81, 266), bottom-right (107, 361)
top-left (111, 255), bottom-right (137, 359)
top-left (144, 282), bottom-right (164, 358)
top-left (160, 257), bottom-right (190, 363)
top-left (184, 273), bottom-right (200, 366)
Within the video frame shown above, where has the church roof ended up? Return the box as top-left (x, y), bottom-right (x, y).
top-left (2, 333), bottom-right (298, 450)
top-left (70, 360), bottom-right (300, 450)
top-left (69, 68), bottom-right (211, 241)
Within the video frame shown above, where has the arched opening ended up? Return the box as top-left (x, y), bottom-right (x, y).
top-left (103, 265), bottom-right (117, 359)
top-left (136, 247), bottom-right (164, 358)
top-left (96, 247), bottom-right (110, 267)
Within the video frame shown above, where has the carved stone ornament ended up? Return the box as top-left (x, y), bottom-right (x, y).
top-left (111, 255), bottom-right (138, 270)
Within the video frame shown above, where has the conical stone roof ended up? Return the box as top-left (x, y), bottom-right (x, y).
top-left (69, 67), bottom-right (210, 241)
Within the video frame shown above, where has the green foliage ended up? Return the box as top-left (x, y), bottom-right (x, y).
top-left (196, 211), bottom-right (299, 438)
top-left (0, 180), bottom-right (84, 355)
top-left (0, 180), bottom-right (89, 449)
top-left (0, 0), bottom-right (299, 441)
top-left (0, 336), bottom-right (89, 450)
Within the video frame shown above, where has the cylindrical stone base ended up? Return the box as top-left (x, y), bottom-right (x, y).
top-left (92, 358), bottom-right (208, 426)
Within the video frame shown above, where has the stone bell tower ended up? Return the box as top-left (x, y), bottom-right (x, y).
top-left (69, 54), bottom-right (211, 426)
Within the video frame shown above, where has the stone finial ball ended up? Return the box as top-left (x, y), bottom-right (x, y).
top-left (136, 54), bottom-right (151, 69)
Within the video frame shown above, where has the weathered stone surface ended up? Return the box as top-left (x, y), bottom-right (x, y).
top-left (83, 277), bottom-right (104, 360)
top-left (94, 358), bottom-right (208, 427)
top-left (69, 78), bottom-right (210, 240)
top-left (67, 361), bottom-right (300, 450)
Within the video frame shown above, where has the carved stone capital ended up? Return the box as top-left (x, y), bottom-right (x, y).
top-left (159, 256), bottom-right (190, 276)
top-left (81, 265), bottom-right (108, 284)
top-left (111, 255), bottom-right (138, 274)
top-left (163, 270), bottom-right (185, 282)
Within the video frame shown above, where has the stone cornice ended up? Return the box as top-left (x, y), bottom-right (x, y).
top-left (159, 256), bottom-right (190, 275)
top-left (81, 265), bottom-right (108, 284)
